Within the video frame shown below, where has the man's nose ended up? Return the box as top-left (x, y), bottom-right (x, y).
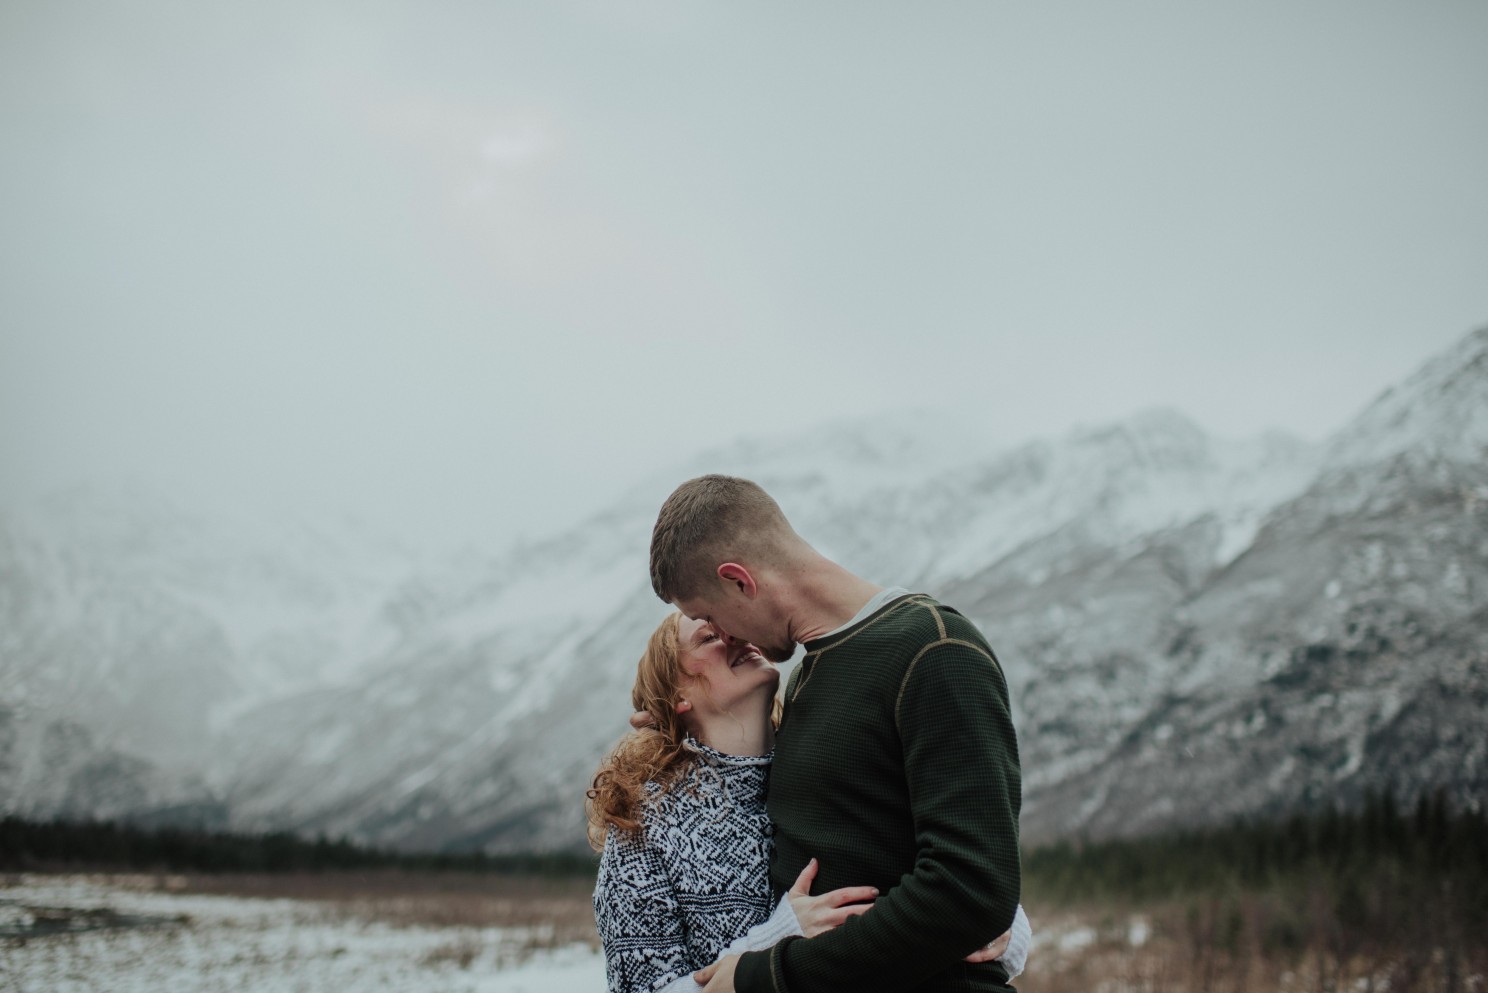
top-left (717, 628), bottom-right (742, 646)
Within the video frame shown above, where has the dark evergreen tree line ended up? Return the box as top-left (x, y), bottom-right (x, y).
top-left (1024, 787), bottom-right (1486, 923)
top-left (1029, 792), bottom-right (1482, 899)
top-left (5, 788), bottom-right (1482, 907)
top-left (0, 816), bottom-right (598, 877)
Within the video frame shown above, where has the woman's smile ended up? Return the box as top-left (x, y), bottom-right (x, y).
top-left (728, 646), bottom-right (766, 670)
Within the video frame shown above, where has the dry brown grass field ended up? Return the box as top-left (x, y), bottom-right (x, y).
top-left (1018, 894), bottom-right (1486, 993)
top-left (173, 869), bottom-right (602, 949)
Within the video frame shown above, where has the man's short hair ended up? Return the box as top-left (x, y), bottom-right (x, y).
top-left (650, 475), bottom-right (791, 603)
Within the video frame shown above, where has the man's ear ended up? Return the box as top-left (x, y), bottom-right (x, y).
top-left (716, 562), bottom-right (757, 598)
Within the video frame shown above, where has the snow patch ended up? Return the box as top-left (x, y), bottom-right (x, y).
top-left (0, 875), bottom-right (606, 993)
top-left (1058, 926), bottom-right (1098, 952)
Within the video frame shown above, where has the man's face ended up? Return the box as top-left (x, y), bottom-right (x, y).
top-left (675, 590), bottom-right (796, 664)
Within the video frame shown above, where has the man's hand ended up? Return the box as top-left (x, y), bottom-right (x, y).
top-left (963, 927), bottom-right (1011, 963)
top-left (694, 952), bottom-right (740, 992)
top-left (629, 710), bottom-right (656, 730)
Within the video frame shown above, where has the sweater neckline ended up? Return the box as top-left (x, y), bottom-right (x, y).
top-left (685, 736), bottom-right (773, 767)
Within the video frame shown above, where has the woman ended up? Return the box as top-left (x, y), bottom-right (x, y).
top-left (588, 612), bottom-right (1030, 993)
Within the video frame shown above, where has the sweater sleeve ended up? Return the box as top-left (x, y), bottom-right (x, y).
top-left (720, 893), bottom-right (805, 956)
top-left (595, 826), bottom-right (692, 993)
top-left (645, 895), bottom-right (805, 993)
top-left (1002, 903), bottom-right (1032, 980)
top-left (736, 638), bottom-right (1022, 993)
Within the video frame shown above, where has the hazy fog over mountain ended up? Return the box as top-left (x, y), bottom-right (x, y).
top-left (3, 1), bottom-right (1487, 556)
top-left (3, 326), bottom-right (1483, 851)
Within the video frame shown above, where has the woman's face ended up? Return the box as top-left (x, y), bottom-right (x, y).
top-left (675, 615), bottom-right (779, 718)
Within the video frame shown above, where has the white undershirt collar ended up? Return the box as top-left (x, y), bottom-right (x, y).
top-left (817, 585), bottom-right (912, 640)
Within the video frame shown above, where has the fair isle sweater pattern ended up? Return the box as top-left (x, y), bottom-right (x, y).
top-left (594, 741), bottom-right (776, 993)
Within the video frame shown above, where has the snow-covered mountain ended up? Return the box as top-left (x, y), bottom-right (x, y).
top-left (2, 327), bottom-right (1484, 850)
top-left (0, 492), bottom-right (418, 824)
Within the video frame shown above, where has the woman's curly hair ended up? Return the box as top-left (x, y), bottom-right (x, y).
top-left (586, 612), bottom-right (695, 849)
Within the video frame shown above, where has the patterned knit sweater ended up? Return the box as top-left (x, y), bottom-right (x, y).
top-left (734, 593), bottom-right (1023, 993)
top-left (594, 741), bottom-right (797, 993)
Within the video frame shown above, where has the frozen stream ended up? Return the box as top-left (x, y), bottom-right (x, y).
top-left (0, 875), bottom-right (607, 993)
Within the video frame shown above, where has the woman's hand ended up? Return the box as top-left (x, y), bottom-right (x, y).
top-left (963, 928), bottom-right (1012, 963)
top-left (787, 858), bottom-right (877, 938)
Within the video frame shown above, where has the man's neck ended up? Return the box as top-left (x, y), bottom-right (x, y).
top-left (783, 556), bottom-right (885, 645)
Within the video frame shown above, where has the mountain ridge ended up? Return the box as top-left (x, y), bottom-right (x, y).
top-left (2, 326), bottom-right (1484, 850)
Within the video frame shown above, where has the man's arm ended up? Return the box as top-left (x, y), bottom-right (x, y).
top-left (734, 638), bottom-right (1022, 993)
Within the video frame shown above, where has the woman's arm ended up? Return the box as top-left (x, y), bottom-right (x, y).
top-left (640, 895), bottom-right (804, 993)
top-left (604, 853), bottom-right (879, 993)
top-left (623, 862), bottom-right (844, 993)
top-left (594, 826), bottom-right (694, 993)
top-left (1001, 903), bottom-right (1032, 979)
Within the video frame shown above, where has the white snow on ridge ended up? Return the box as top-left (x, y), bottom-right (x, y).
top-left (908, 411), bottom-right (1318, 583)
top-left (1324, 326), bottom-right (1488, 469)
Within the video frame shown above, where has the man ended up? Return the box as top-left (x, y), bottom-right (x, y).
top-left (648, 474), bottom-right (1023, 993)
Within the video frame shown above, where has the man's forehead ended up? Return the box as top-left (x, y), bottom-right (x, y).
top-left (675, 597), bottom-right (709, 621)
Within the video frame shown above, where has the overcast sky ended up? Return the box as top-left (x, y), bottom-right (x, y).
top-left (2, 0), bottom-right (1485, 553)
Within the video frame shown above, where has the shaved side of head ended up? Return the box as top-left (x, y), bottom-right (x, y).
top-left (649, 475), bottom-right (799, 603)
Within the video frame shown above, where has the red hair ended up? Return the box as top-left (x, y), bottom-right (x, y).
top-left (586, 613), bottom-right (695, 849)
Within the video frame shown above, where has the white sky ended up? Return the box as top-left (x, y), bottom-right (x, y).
top-left (2, 0), bottom-right (1486, 553)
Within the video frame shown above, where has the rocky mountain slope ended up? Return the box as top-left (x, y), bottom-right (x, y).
top-left (2, 328), bottom-right (1484, 850)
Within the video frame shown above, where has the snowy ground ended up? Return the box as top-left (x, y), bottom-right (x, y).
top-left (0, 874), bottom-right (607, 993)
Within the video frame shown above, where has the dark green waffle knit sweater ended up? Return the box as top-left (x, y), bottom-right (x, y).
top-left (734, 594), bottom-right (1022, 993)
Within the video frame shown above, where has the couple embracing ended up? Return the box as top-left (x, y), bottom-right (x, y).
top-left (588, 475), bottom-right (1029, 993)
